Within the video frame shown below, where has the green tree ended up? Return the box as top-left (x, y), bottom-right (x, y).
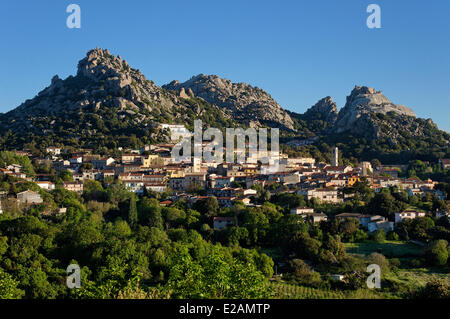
top-left (128, 195), bottom-right (138, 229)
top-left (373, 229), bottom-right (386, 243)
top-left (194, 197), bottom-right (219, 219)
top-left (0, 268), bottom-right (24, 299)
top-left (367, 252), bottom-right (390, 272)
top-left (225, 226), bottom-right (249, 246)
top-left (0, 151), bottom-right (35, 176)
top-left (366, 192), bottom-right (406, 219)
top-left (414, 278), bottom-right (450, 299)
top-left (288, 259), bottom-right (322, 285)
top-left (167, 246), bottom-right (270, 298)
top-left (57, 170), bottom-right (74, 182)
top-left (339, 218), bottom-right (360, 242)
top-left (425, 240), bottom-right (449, 266)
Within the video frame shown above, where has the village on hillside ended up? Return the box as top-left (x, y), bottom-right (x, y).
top-left (2, 131), bottom-right (449, 231)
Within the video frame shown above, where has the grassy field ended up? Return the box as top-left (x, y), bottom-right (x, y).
top-left (270, 282), bottom-right (345, 299)
top-left (344, 240), bottom-right (423, 258)
top-left (270, 281), bottom-right (394, 299)
top-left (267, 241), bottom-right (448, 299)
top-left (384, 268), bottom-right (450, 289)
top-left (345, 240), bottom-right (449, 295)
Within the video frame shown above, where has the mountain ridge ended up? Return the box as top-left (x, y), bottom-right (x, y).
top-left (162, 73), bottom-right (295, 130)
top-left (0, 48), bottom-right (449, 163)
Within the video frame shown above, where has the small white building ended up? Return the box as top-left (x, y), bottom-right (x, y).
top-left (395, 210), bottom-right (426, 224)
top-left (46, 146), bottom-right (61, 155)
top-left (145, 183), bottom-right (167, 193)
top-left (242, 189), bottom-right (257, 196)
top-left (123, 180), bottom-right (145, 194)
top-left (6, 164), bottom-right (22, 173)
top-left (213, 176), bottom-right (235, 188)
top-left (305, 188), bottom-right (342, 204)
top-left (439, 158), bottom-right (450, 170)
top-left (290, 206), bottom-right (314, 216)
top-left (70, 156), bottom-right (83, 165)
top-left (17, 190), bottom-right (43, 205)
top-left (309, 213), bottom-right (328, 223)
top-left (36, 181), bottom-right (55, 191)
top-left (63, 181), bottom-right (84, 194)
top-left (91, 157), bottom-right (115, 169)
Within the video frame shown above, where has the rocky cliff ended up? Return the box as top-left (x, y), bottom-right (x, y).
top-left (303, 96), bottom-right (338, 124)
top-left (333, 86), bottom-right (416, 134)
top-left (163, 74), bottom-right (295, 130)
top-left (3, 48), bottom-right (237, 134)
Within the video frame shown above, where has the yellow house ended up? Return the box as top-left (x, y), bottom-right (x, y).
top-left (348, 176), bottom-right (361, 187)
top-left (141, 154), bottom-right (162, 167)
top-left (166, 167), bottom-right (185, 178)
top-left (243, 164), bottom-right (258, 176)
top-left (121, 153), bottom-right (140, 163)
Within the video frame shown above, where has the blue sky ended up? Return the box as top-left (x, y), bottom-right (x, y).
top-left (1, 0), bottom-right (449, 131)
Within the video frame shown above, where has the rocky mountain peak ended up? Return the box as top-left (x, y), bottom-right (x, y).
top-left (51, 75), bottom-right (61, 85)
top-left (5, 48), bottom-right (443, 152)
top-left (163, 74), bottom-right (294, 130)
top-left (3, 48), bottom-right (241, 137)
top-left (344, 85), bottom-right (416, 117)
top-left (304, 96), bottom-right (338, 124)
top-left (7, 48), bottom-right (177, 118)
top-left (349, 85), bottom-right (377, 96)
top-left (76, 48), bottom-right (138, 84)
top-left (333, 85), bottom-right (416, 134)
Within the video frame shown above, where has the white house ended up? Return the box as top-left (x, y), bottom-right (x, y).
top-left (213, 176), bottom-right (235, 188)
top-left (395, 210), bottom-right (426, 223)
top-left (242, 189), bottom-right (257, 196)
top-left (46, 146), bottom-right (61, 155)
top-left (123, 181), bottom-right (145, 194)
top-left (36, 181), bottom-right (55, 191)
top-left (70, 156), bottom-right (83, 165)
top-left (305, 188), bottom-right (342, 204)
top-left (91, 157), bottom-right (115, 169)
top-left (309, 213), bottom-right (328, 223)
top-left (145, 183), bottom-right (167, 193)
top-left (285, 157), bottom-right (316, 166)
top-left (290, 206), bottom-right (314, 216)
top-left (17, 190), bottom-right (43, 205)
top-left (6, 164), bottom-right (22, 173)
top-left (324, 165), bottom-right (353, 175)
